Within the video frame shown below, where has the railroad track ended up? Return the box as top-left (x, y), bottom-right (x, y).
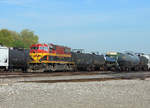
top-left (0, 71), bottom-right (149, 78)
top-left (0, 71), bottom-right (110, 78)
top-left (0, 71), bottom-right (150, 84)
top-left (19, 71), bottom-right (150, 83)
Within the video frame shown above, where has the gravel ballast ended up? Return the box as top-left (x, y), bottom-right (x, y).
top-left (0, 78), bottom-right (150, 108)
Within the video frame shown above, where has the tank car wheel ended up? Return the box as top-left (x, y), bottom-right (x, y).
top-left (143, 66), bottom-right (148, 71)
top-left (35, 69), bottom-right (45, 72)
top-left (125, 67), bottom-right (129, 72)
top-left (22, 68), bottom-right (27, 73)
top-left (86, 65), bottom-right (94, 72)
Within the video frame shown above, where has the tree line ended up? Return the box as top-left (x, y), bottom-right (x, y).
top-left (0, 29), bottom-right (39, 48)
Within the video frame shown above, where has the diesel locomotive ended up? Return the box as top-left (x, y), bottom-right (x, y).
top-left (27, 43), bottom-right (74, 72)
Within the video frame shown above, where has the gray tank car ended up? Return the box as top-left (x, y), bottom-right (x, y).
top-left (71, 52), bottom-right (105, 71)
top-left (117, 52), bottom-right (140, 71)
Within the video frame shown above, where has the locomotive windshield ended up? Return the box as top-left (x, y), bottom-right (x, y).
top-left (31, 47), bottom-right (38, 50)
top-left (106, 55), bottom-right (117, 59)
top-left (30, 45), bottom-right (49, 52)
top-left (39, 46), bottom-right (48, 51)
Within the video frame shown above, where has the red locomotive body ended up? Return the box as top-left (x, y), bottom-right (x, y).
top-left (28, 43), bottom-right (74, 72)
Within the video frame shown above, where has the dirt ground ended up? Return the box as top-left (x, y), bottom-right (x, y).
top-left (0, 77), bottom-right (150, 108)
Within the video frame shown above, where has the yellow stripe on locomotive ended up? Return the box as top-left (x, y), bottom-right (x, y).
top-left (29, 52), bottom-right (74, 64)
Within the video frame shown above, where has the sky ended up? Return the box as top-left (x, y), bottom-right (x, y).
top-left (0, 0), bottom-right (150, 53)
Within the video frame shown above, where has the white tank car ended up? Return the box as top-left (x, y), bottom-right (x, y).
top-left (0, 46), bottom-right (9, 70)
top-left (142, 54), bottom-right (150, 70)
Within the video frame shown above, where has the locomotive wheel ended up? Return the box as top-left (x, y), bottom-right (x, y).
top-left (64, 65), bottom-right (69, 72)
top-left (68, 65), bottom-right (73, 71)
top-left (50, 65), bottom-right (57, 72)
top-left (27, 68), bottom-right (45, 73)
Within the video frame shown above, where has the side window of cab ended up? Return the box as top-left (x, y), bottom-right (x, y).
top-left (39, 46), bottom-right (44, 50)
top-left (44, 47), bottom-right (48, 51)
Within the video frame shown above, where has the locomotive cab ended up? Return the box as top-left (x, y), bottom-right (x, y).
top-left (30, 44), bottom-right (49, 53)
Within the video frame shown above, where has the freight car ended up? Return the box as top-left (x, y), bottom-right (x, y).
top-left (0, 46), bottom-right (29, 71)
top-left (71, 51), bottom-right (105, 71)
top-left (118, 52), bottom-right (140, 71)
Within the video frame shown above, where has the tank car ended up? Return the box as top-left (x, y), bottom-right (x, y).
top-left (117, 52), bottom-right (140, 71)
top-left (0, 46), bottom-right (29, 71)
top-left (71, 51), bottom-right (105, 71)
